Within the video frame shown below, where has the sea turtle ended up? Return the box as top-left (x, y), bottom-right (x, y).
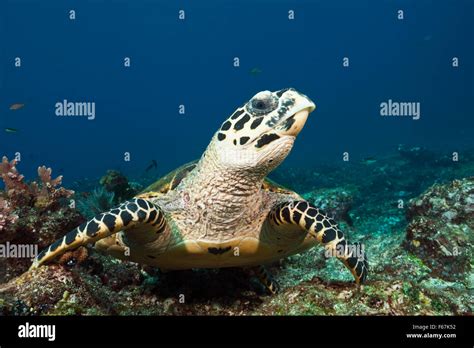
top-left (30, 88), bottom-right (368, 293)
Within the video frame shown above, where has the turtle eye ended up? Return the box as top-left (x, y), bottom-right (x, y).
top-left (248, 95), bottom-right (278, 116)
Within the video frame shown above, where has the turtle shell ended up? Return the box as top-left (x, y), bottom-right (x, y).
top-left (140, 159), bottom-right (294, 197)
top-left (140, 160), bottom-right (198, 195)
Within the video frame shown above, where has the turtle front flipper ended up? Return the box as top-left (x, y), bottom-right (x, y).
top-left (266, 200), bottom-right (368, 284)
top-left (29, 198), bottom-right (167, 270)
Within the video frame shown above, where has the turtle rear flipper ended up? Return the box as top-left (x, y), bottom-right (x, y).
top-left (29, 198), bottom-right (167, 270)
top-left (253, 265), bottom-right (280, 295)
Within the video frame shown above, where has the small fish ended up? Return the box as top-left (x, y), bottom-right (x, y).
top-left (249, 67), bottom-right (262, 76)
top-left (361, 157), bottom-right (377, 165)
top-left (9, 103), bottom-right (25, 110)
top-left (5, 128), bottom-right (19, 133)
top-left (145, 160), bottom-right (158, 172)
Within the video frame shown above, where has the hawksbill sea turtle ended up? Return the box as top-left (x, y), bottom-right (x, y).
top-left (30, 88), bottom-right (368, 293)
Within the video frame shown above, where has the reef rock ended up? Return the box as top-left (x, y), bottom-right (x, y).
top-left (404, 177), bottom-right (474, 282)
top-left (100, 170), bottom-right (137, 203)
top-left (302, 187), bottom-right (355, 225)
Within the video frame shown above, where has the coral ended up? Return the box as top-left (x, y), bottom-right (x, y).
top-left (0, 157), bottom-right (73, 210)
top-left (33, 166), bottom-right (74, 211)
top-left (0, 157), bottom-right (28, 191)
top-left (99, 170), bottom-right (136, 203)
top-left (404, 177), bottom-right (474, 281)
top-left (0, 157), bottom-right (85, 281)
top-left (0, 157), bottom-right (32, 207)
top-left (0, 198), bottom-right (18, 237)
top-left (77, 186), bottom-right (115, 219)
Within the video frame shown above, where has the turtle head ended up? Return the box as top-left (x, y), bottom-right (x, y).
top-left (212, 88), bottom-right (316, 174)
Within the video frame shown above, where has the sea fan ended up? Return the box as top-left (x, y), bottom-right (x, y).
top-left (76, 187), bottom-right (115, 219)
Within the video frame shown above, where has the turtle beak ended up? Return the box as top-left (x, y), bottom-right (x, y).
top-left (278, 95), bottom-right (316, 137)
top-left (283, 107), bottom-right (312, 136)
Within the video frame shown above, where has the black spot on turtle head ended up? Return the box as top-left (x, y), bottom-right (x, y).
top-left (281, 98), bottom-right (295, 108)
top-left (279, 115), bottom-right (296, 131)
top-left (250, 117), bottom-right (263, 129)
top-left (239, 137), bottom-right (250, 145)
top-left (217, 132), bottom-right (226, 141)
top-left (230, 109), bottom-right (244, 120)
top-left (255, 133), bottom-right (280, 148)
top-left (276, 88), bottom-right (290, 98)
top-left (307, 208), bottom-right (318, 217)
top-left (234, 113), bottom-right (251, 131)
top-left (220, 120), bottom-right (232, 131)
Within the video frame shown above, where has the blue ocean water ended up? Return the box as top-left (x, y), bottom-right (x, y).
top-left (0, 0), bottom-right (473, 186)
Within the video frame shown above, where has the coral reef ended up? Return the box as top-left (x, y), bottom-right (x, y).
top-left (99, 170), bottom-right (137, 203)
top-left (0, 157), bottom-right (84, 281)
top-left (77, 186), bottom-right (115, 219)
top-left (404, 177), bottom-right (474, 282)
top-left (0, 198), bottom-right (18, 238)
top-left (0, 157), bottom-right (73, 210)
top-left (0, 150), bottom-right (473, 315)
